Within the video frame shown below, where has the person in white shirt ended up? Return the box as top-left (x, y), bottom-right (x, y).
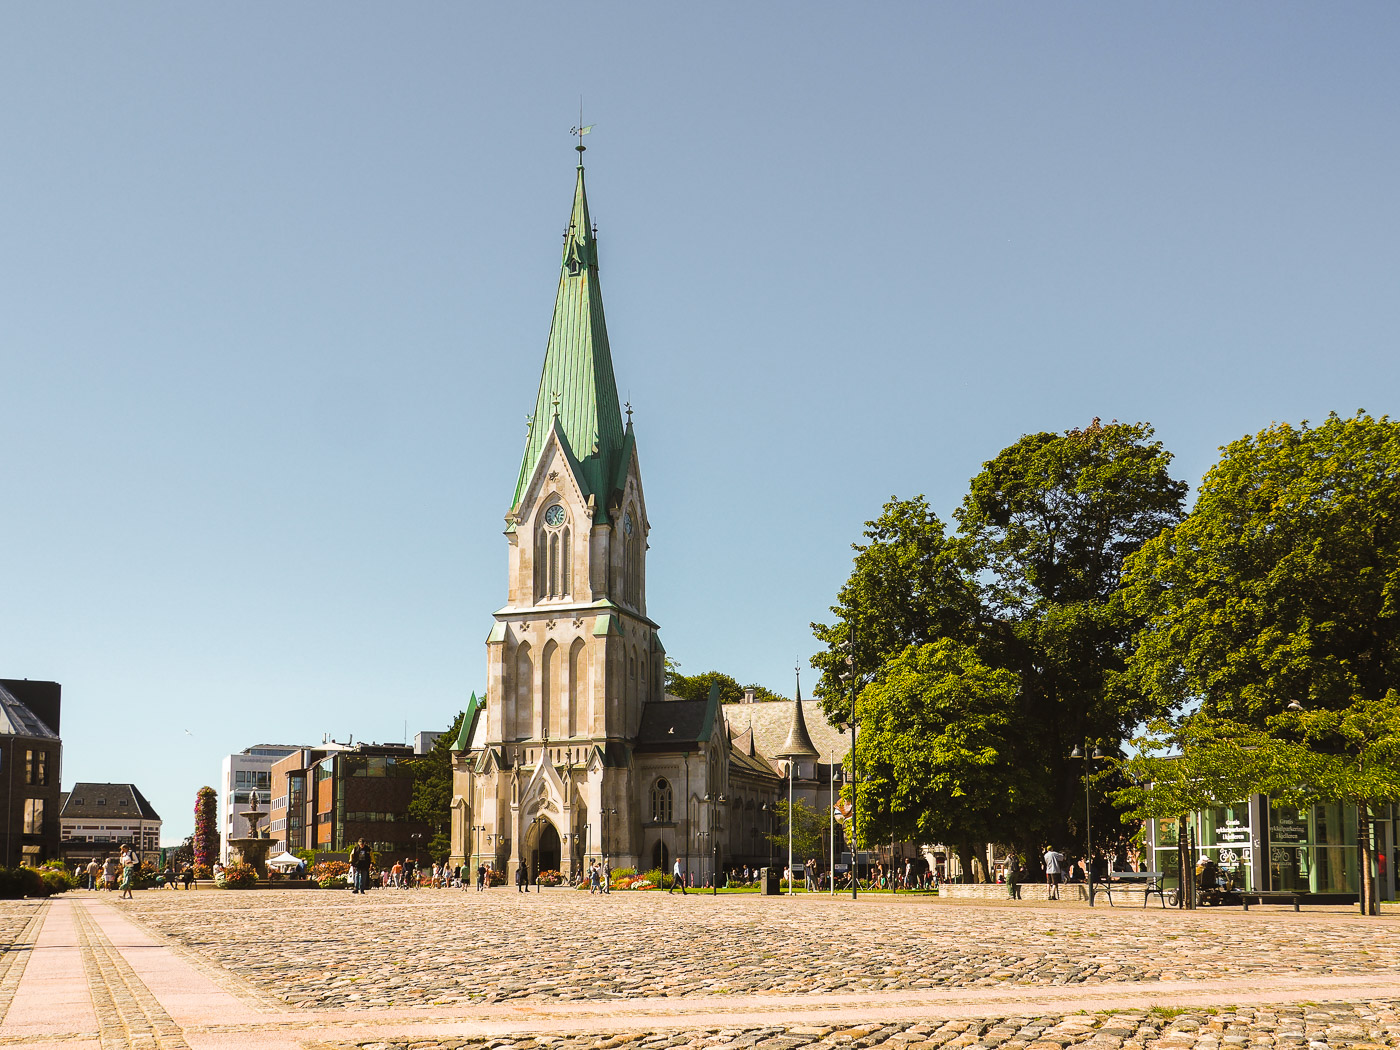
top-left (1043, 847), bottom-right (1065, 900)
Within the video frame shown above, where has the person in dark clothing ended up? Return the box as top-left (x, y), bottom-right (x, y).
top-left (349, 839), bottom-right (373, 895)
top-left (516, 863), bottom-right (529, 892)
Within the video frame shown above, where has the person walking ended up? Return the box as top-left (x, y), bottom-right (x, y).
top-left (85, 859), bottom-right (99, 890)
top-left (670, 858), bottom-right (686, 894)
top-left (349, 838), bottom-right (372, 895)
top-left (603, 860), bottom-right (612, 895)
top-left (516, 862), bottom-right (529, 892)
top-left (1043, 846), bottom-right (1065, 900)
top-left (118, 848), bottom-right (137, 899)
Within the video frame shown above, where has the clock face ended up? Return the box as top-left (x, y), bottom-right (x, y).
top-left (544, 505), bottom-right (566, 527)
top-left (623, 512), bottom-right (634, 535)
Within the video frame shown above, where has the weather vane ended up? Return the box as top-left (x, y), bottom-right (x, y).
top-left (570, 99), bottom-right (594, 156)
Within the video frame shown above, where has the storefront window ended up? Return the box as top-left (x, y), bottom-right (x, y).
top-left (1198, 802), bottom-right (1253, 892)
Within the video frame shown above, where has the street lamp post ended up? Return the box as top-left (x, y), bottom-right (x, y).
top-left (839, 624), bottom-right (859, 899)
top-left (1069, 741), bottom-right (1105, 906)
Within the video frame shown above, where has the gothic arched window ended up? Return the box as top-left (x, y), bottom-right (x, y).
top-left (651, 778), bottom-right (673, 823)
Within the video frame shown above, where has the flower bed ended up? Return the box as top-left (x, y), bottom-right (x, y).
top-left (312, 861), bottom-right (350, 889)
top-left (536, 869), bottom-right (564, 887)
top-left (215, 863), bottom-right (258, 889)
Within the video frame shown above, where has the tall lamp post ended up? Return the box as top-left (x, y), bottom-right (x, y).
top-left (839, 624), bottom-right (859, 898)
top-left (1069, 741), bottom-right (1104, 906)
top-left (473, 823), bottom-right (485, 877)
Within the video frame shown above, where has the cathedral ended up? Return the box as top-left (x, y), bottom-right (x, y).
top-left (448, 150), bottom-right (832, 884)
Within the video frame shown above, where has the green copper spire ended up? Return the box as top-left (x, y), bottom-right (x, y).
top-left (511, 163), bottom-right (626, 512)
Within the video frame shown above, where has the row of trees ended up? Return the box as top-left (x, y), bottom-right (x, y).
top-left (811, 412), bottom-right (1400, 902)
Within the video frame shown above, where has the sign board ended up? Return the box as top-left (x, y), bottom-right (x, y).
top-left (1270, 823), bottom-right (1307, 844)
top-left (1216, 826), bottom-right (1251, 844)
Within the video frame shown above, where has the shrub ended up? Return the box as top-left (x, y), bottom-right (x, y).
top-left (215, 863), bottom-right (258, 889)
top-left (642, 867), bottom-right (666, 887)
top-left (609, 867), bottom-right (637, 883)
top-left (193, 864), bottom-right (212, 880)
top-left (536, 869), bottom-right (564, 887)
top-left (312, 861), bottom-right (349, 889)
top-left (485, 867), bottom-right (506, 887)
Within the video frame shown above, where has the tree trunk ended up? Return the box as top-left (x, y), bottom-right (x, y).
top-left (973, 850), bottom-right (989, 884)
top-left (958, 842), bottom-right (975, 884)
top-left (1358, 806), bottom-right (1375, 916)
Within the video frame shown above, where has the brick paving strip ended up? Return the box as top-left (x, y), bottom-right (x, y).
top-left (0, 895), bottom-right (1397, 1050)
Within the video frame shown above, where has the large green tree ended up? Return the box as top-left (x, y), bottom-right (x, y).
top-left (1121, 412), bottom-right (1400, 913)
top-left (813, 420), bottom-right (1187, 867)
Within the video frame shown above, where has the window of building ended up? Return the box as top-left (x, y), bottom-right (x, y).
top-left (24, 750), bottom-right (47, 786)
top-left (650, 778), bottom-right (673, 823)
top-left (23, 798), bottom-right (44, 835)
top-left (536, 503), bottom-right (572, 600)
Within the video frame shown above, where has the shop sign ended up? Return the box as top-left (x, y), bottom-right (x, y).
top-left (1270, 821), bottom-right (1307, 844)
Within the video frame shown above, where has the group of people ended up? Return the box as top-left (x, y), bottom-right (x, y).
top-left (76, 847), bottom-right (142, 898)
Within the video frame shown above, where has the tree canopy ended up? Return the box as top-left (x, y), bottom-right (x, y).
top-left (1121, 411), bottom-right (1400, 724)
top-left (665, 666), bottom-right (785, 705)
top-left (813, 420), bottom-right (1187, 863)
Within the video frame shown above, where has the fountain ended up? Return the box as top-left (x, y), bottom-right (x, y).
top-left (227, 793), bottom-right (273, 879)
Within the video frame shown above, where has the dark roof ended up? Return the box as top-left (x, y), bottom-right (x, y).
top-left (635, 698), bottom-right (714, 751)
top-left (0, 683), bottom-right (60, 740)
top-left (61, 783), bottom-right (161, 821)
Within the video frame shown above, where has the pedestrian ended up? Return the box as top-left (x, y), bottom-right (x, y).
top-left (477, 863), bottom-right (486, 891)
top-left (349, 838), bottom-right (372, 895)
top-left (102, 854), bottom-right (119, 890)
top-left (86, 859), bottom-right (99, 890)
top-left (603, 860), bottom-right (612, 894)
top-left (670, 857), bottom-right (686, 894)
top-left (1043, 845), bottom-right (1064, 900)
top-left (516, 863), bottom-right (529, 892)
top-left (181, 864), bottom-right (194, 890)
top-left (118, 848), bottom-right (137, 899)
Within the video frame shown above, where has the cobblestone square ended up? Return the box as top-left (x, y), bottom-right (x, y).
top-left (0, 890), bottom-right (1395, 1050)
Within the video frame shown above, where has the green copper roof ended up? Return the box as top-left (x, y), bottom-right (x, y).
top-left (511, 165), bottom-right (627, 513)
top-left (453, 692), bottom-right (482, 752)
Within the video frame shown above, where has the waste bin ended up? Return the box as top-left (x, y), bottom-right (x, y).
top-left (760, 866), bottom-right (781, 895)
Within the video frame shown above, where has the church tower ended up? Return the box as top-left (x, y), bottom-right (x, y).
top-left (451, 150), bottom-right (664, 880)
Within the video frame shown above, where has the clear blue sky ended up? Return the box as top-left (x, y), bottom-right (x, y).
top-left (4, 6), bottom-right (1397, 841)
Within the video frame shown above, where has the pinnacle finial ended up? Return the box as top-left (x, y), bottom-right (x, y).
top-left (625, 401), bottom-right (633, 424)
top-left (570, 102), bottom-right (593, 160)
top-left (551, 391), bottom-right (561, 418)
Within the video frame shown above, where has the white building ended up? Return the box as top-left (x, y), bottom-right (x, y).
top-left (219, 744), bottom-right (301, 863)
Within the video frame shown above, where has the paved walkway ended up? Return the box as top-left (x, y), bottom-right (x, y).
top-left (0, 892), bottom-right (1395, 1050)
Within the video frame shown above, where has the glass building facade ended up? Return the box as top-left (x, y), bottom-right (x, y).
top-left (1146, 797), bottom-right (1397, 900)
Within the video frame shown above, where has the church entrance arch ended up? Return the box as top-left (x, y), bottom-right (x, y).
top-left (532, 821), bottom-right (562, 878)
top-left (651, 839), bottom-right (669, 873)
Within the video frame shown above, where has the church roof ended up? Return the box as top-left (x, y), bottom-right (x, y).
top-left (511, 163), bottom-right (628, 519)
top-left (635, 697), bottom-right (715, 751)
